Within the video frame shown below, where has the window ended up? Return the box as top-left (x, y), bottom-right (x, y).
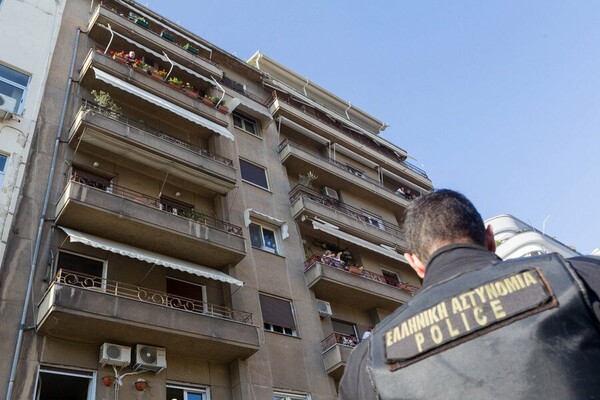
top-left (35, 367), bottom-right (94, 400)
top-left (72, 168), bottom-right (113, 192)
top-left (260, 294), bottom-right (297, 336)
top-left (240, 159), bottom-right (269, 189)
top-left (0, 154), bottom-right (7, 188)
top-left (166, 277), bottom-right (206, 312)
top-left (166, 384), bottom-right (209, 400)
top-left (249, 222), bottom-right (280, 254)
top-left (160, 196), bottom-right (194, 217)
top-left (273, 391), bottom-right (310, 400)
top-left (0, 64), bottom-right (30, 114)
top-left (233, 112), bottom-right (259, 136)
top-left (382, 269), bottom-right (401, 287)
top-left (56, 251), bottom-right (105, 289)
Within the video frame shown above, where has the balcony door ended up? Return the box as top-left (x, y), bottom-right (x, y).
top-left (166, 277), bottom-right (207, 313)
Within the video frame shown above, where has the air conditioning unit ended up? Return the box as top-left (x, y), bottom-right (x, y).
top-left (0, 94), bottom-right (17, 121)
top-left (322, 187), bottom-right (339, 201)
top-left (316, 299), bottom-right (332, 318)
top-left (99, 343), bottom-right (131, 367)
top-left (133, 344), bottom-right (167, 373)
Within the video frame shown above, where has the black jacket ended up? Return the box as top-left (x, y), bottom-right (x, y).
top-left (338, 245), bottom-right (600, 400)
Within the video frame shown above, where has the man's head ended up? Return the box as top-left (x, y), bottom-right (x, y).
top-left (403, 189), bottom-right (495, 278)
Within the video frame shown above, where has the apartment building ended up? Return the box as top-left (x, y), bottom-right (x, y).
top-left (0, 1), bottom-right (432, 399)
top-left (0, 0), bottom-right (65, 270)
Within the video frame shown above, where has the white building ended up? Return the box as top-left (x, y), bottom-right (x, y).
top-left (485, 214), bottom-right (580, 259)
top-left (0, 0), bottom-right (65, 266)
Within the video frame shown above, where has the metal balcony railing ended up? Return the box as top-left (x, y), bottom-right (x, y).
top-left (219, 76), bottom-right (270, 107)
top-left (321, 332), bottom-right (359, 352)
top-left (79, 100), bottom-right (235, 168)
top-left (289, 184), bottom-right (404, 239)
top-left (269, 91), bottom-right (428, 178)
top-left (304, 254), bottom-right (419, 295)
top-left (69, 175), bottom-right (244, 236)
top-left (51, 269), bottom-right (253, 324)
top-left (279, 139), bottom-right (418, 200)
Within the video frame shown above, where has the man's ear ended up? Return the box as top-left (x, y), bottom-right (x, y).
top-left (405, 252), bottom-right (426, 279)
top-left (485, 225), bottom-right (496, 253)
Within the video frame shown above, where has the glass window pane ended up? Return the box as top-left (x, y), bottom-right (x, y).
top-left (240, 159), bottom-right (268, 189)
top-left (233, 114), bottom-right (243, 129)
top-left (187, 394), bottom-right (204, 400)
top-left (262, 228), bottom-right (277, 252)
top-left (0, 64), bottom-right (29, 86)
top-left (0, 81), bottom-right (23, 113)
top-left (245, 120), bottom-right (257, 135)
top-left (249, 223), bottom-right (263, 248)
top-left (0, 154), bottom-right (7, 171)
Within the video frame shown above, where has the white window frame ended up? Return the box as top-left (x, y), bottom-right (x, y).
top-left (249, 222), bottom-right (281, 255)
top-left (273, 391), bottom-right (311, 400)
top-left (233, 111), bottom-right (260, 137)
top-left (35, 366), bottom-right (96, 400)
top-left (0, 153), bottom-right (7, 189)
top-left (239, 158), bottom-right (270, 190)
top-left (55, 250), bottom-right (108, 291)
top-left (166, 383), bottom-right (211, 400)
top-left (0, 63), bottom-right (30, 115)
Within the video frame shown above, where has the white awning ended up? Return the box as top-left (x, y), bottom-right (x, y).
top-left (228, 96), bottom-right (272, 119)
top-left (99, 24), bottom-right (214, 84)
top-left (278, 116), bottom-right (329, 145)
top-left (332, 143), bottom-right (379, 169)
top-left (59, 227), bottom-right (243, 286)
top-left (312, 221), bottom-right (407, 263)
top-left (243, 209), bottom-right (289, 239)
top-left (92, 68), bottom-right (234, 141)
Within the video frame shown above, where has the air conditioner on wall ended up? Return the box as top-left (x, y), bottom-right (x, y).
top-left (0, 94), bottom-right (17, 121)
top-left (99, 343), bottom-right (131, 367)
top-left (322, 187), bottom-right (339, 201)
top-left (133, 344), bottom-right (167, 373)
top-left (316, 299), bottom-right (332, 318)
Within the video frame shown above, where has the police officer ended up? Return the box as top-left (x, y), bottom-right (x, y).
top-left (339, 189), bottom-right (600, 400)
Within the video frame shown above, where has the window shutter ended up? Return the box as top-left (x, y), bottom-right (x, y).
top-left (259, 294), bottom-right (296, 330)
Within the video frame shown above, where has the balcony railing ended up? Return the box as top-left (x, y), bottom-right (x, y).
top-left (52, 269), bottom-right (253, 324)
top-left (220, 76), bottom-right (270, 107)
top-left (269, 91), bottom-right (428, 178)
top-left (290, 184), bottom-right (404, 239)
top-left (70, 175), bottom-right (243, 236)
top-left (80, 100), bottom-right (234, 167)
top-left (321, 332), bottom-right (359, 352)
top-left (304, 254), bottom-right (419, 295)
top-left (279, 139), bottom-right (418, 200)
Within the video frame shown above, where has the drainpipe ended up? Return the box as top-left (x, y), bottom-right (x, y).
top-left (5, 28), bottom-right (81, 400)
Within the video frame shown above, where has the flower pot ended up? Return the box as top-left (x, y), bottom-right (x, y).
top-left (134, 380), bottom-right (148, 391)
top-left (348, 266), bottom-right (362, 275)
top-left (102, 376), bottom-right (114, 387)
top-left (160, 31), bottom-right (174, 41)
top-left (135, 19), bottom-right (149, 28)
top-left (183, 44), bottom-right (199, 55)
top-left (201, 98), bottom-right (215, 107)
top-left (113, 55), bottom-right (129, 64)
top-left (183, 90), bottom-right (200, 99)
top-left (168, 82), bottom-right (182, 90)
top-left (217, 105), bottom-right (229, 114)
top-left (150, 73), bottom-right (165, 82)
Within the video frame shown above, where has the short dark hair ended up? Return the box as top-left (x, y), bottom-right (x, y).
top-left (403, 189), bottom-right (486, 262)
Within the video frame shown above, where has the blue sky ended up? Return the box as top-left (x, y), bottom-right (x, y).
top-left (148, 1), bottom-right (600, 254)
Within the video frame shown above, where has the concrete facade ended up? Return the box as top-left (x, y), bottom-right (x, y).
top-left (0, 1), bottom-right (432, 399)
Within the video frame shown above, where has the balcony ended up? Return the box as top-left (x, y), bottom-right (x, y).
top-left (79, 50), bottom-right (229, 127)
top-left (321, 333), bottom-right (357, 381)
top-left (54, 179), bottom-right (246, 268)
top-left (289, 185), bottom-right (406, 249)
top-left (37, 270), bottom-right (260, 363)
top-left (279, 139), bottom-right (414, 209)
top-left (87, 4), bottom-right (222, 78)
top-left (269, 91), bottom-right (430, 184)
top-left (68, 101), bottom-right (236, 194)
top-left (304, 255), bottom-right (415, 311)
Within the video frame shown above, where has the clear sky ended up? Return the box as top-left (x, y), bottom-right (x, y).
top-left (147, 1), bottom-right (600, 254)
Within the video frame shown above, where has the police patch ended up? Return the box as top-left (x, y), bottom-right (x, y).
top-left (385, 268), bottom-right (555, 371)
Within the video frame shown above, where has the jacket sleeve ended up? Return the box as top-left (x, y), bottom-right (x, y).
top-left (568, 256), bottom-right (600, 322)
top-left (338, 340), bottom-right (378, 400)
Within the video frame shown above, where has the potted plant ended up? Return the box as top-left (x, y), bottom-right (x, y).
top-left (134, 16), bottom-right (150, 28)
top-left (216, 99), bottom-right (229, 114)
top-left (132, 59), bottom-right (151, 74)
top-left (151, 69), bottom-right (167, 82)
top-left (91, 90), bottom-right (121, 117)
top-left (183, 43), bottom-right (199, 55)
top-left (160, 30), bottom-right (175, 41)
top-left (181, 82), bottom-right (199, 99)
top-left (201, 95), bottom-right (215, 107)
top-left (167, 76), bottom-right (183, 90)
top-left (348, 265), bottom-right (363, 275)
top-left (110, 50), bottom-right (128, 64)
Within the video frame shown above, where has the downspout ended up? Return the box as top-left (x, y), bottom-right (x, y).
top-left (5, 28), bottom-right (81, 400)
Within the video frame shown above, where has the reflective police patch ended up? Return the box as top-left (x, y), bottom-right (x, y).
top-left (385, 268), bottom-right (555, 371)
